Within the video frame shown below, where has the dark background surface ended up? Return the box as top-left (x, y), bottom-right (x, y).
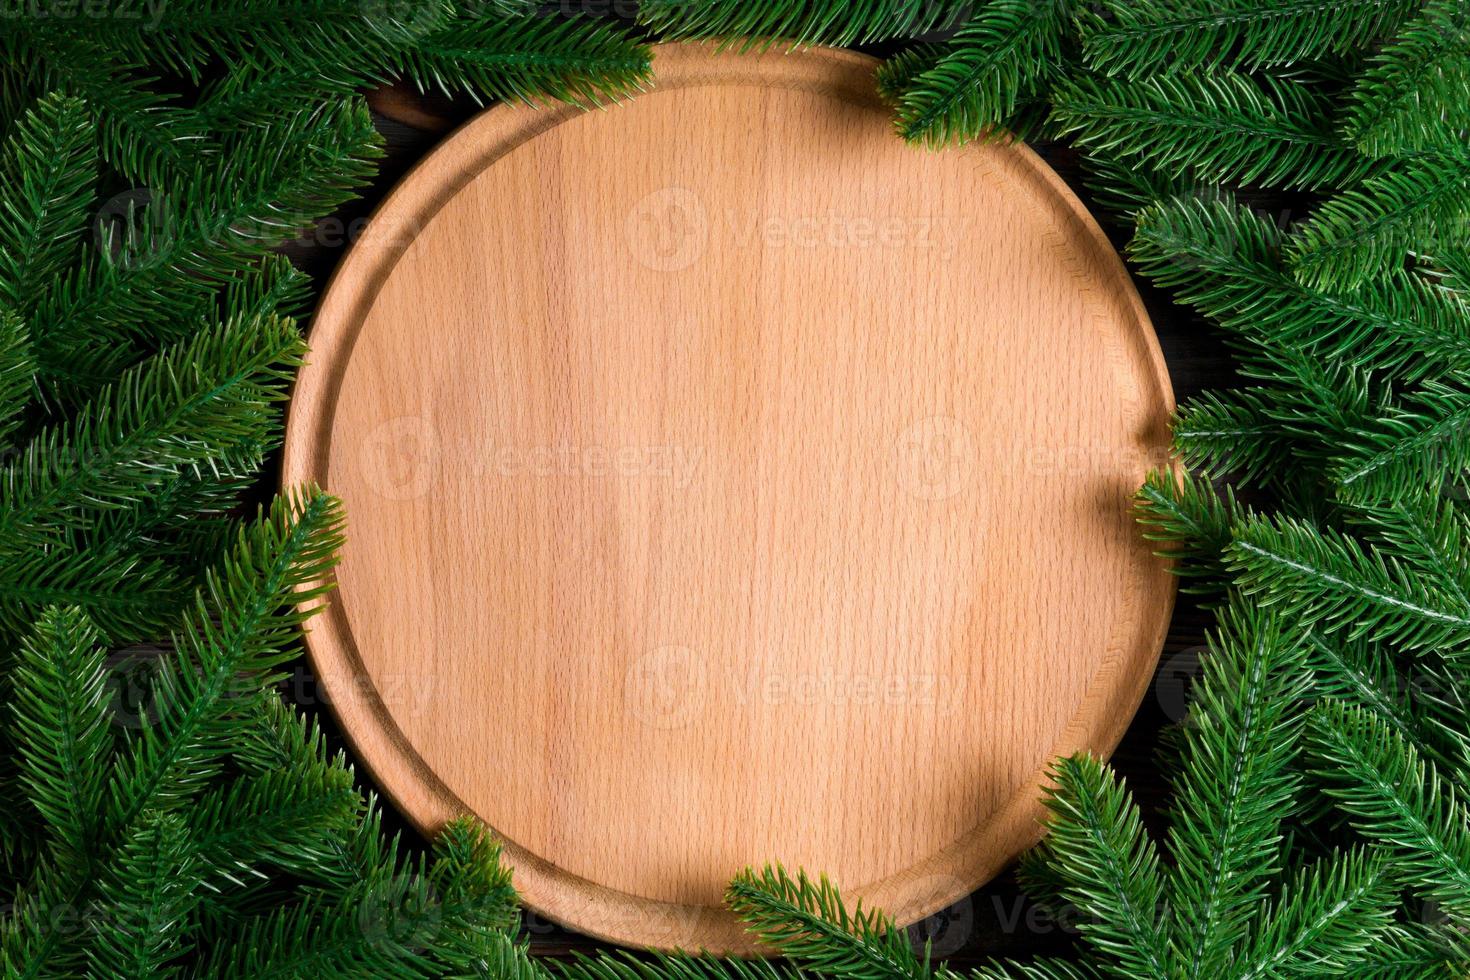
top-left (274, 78), bottom-right (1236, 967)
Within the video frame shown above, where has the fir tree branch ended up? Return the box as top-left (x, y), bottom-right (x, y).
top-left (1234, 848), bottom-right (1399, 979)
top-left (1166, 604), bottom-right (1309, 977)
top-left (86, 811), bottom-right (201, 978)
top-left (555, 951), bottom-right (810, 979)
top-left (1306, 635), bottom-right (1445, 768)
top-left (3, 490), bottom-right (345, 978)
top-left (635, 0), bottom-right (973, 47)
top-left (886, 0), bottom-right (1069, 147)
top-left (726, 865), bottom-right (941, 979)
top-left (29, 101), bottom-right (380, 392)
top-left (104, 487), bottom-right (344, 833)
top-left (1353, 922), bottom-right (1470, 978)
top-left (1037, 755), bottom-right (1170, 978)
top-left (1171, 388), bottom-right (1293, 485)
top-left (1076, 0), bottom-right (1417, 78)
top-left (1331, 382), bottom-right (1470, 501)
top-left (1345, 0), bottom-right (1470, 156)
top-left (232, 698), bottom-right (412, 894)
top-left (189, 767), bottom-right (361, 887)
top-left (210, 256), bottom-right (314, 332)
top-left (1076, 149), bottom-right (1202, 220)
top-left (395, 13), bottom-right (652, 107)
top-left (1307, 701), bottom-right (1470, 926)
top-left (0, 92), bottom-right (95, 320)
top-left (23, 35), bottom-right (206, 186)
top-left (1134, 469), bottom-right (1248, 589)
top-left (198, 818), bottom-right (519, 979)
top-left (0, 536), bottom-right (189, 642)
top-left (875, 44), bottom-right (946, 106)
top-left (0, 315), bottom-right (303, 559)
top-left (1051, 72), bottom-right (1368, 191)
top-left (1130, 196), bottom-right (1470, 383)
top-left (1285, 152), bottom-right (1470, 292)
top-left (487, 934), bottom-right (551, 980)
top-left (968, 963), bottom-right (1102, 980)
top-left (8, 607), bottom-right (111, 876)
top-left (1226, 511), bottom-right (1470, 651)
top-left (0, 310), bottom-right (32, 448)
top-left (116, 0), bottom-right (454, 84)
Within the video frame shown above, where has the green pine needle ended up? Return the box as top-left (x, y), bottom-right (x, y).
top-left (396, 13), bottom-right (653, 107)
top-left (1345, 0), bottom-right (1470, 156)
top-left (1285, 152), bottom-right (1470, 292)
top-left (969, 962), bottom-right (1101, 980)
top-left (1331, 381), bottom-right (1470, 502)
top-left (1051, 72), bottom-right (1369, 192)
top-left (1130, 195), bottom-right (1470, 383)
top-left (1305, 634), bottom-right (1450, 770)
top-left (1038, 755), bottom-right (1170, 977)
top-left (104, 487), bottom-right (344, 832)
top-left (86, 811), bottom-right (202, 978)
top-left (1233, 847), bottom-right (1399, 978)
top-left (556, 950), bottom-right (811, 979)
top-left (726, 865), bottom-right (939, 979)
top-left (1171, 388), bottom-right (1293, 485)
top-left (9, 607), bottom-right (111, 873)
top-left (25, 35), bottom-right (204, 186)
top-left (635, 0), bottom-right (972, 47)
top-left (1134, 469), bottom-right (1249, 588)
top-left (0, 93), bottom-right (96, 321)
top-left (0, 315), bottom-right (303, 566)
top-left (1076, 149), bottom-right (1203, 219)
top-left (189, 766), bottom-right (361, 886)
top-left (1308, 701), bottom-right (1470, 926)
top-left (31, 100), bottom-right (380, 392)
top-left (875, 45), bottom-right (946, 106)
top-left (0, 310), bottom-right (33, 448)
top-left (1165, 604), bottom-right (1310, 974)
top-left (1227, 510), bottom-right (1470, 651)
top-left (887, 0), bottom-right (1070, 147)
top-left (199, 818), bottom-right (519, 979)
top-left (1077, 0), bottom-right (1418, 78)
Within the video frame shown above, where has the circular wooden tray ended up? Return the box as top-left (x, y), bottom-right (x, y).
top-left (284, 43), bottom-right (1175, 954)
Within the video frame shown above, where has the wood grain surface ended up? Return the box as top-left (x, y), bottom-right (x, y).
top-left (283, 43), bottom-right (1177, 954)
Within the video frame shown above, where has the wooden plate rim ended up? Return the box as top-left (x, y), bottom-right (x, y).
top-left (283, 42), bottom-right (1176, 955)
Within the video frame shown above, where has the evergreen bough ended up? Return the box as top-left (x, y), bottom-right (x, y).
top-left (0, 6), bottom-right (648, 977)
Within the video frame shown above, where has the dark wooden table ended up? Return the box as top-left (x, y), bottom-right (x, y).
top-left (276, 86), bottom-right (1233, 968)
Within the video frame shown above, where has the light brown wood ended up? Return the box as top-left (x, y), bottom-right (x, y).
top-left (283, 43), bottom-right (1176, 955)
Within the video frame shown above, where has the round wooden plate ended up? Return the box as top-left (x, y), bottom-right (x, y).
top-left (284, 43), bottom-right (1175, 954)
